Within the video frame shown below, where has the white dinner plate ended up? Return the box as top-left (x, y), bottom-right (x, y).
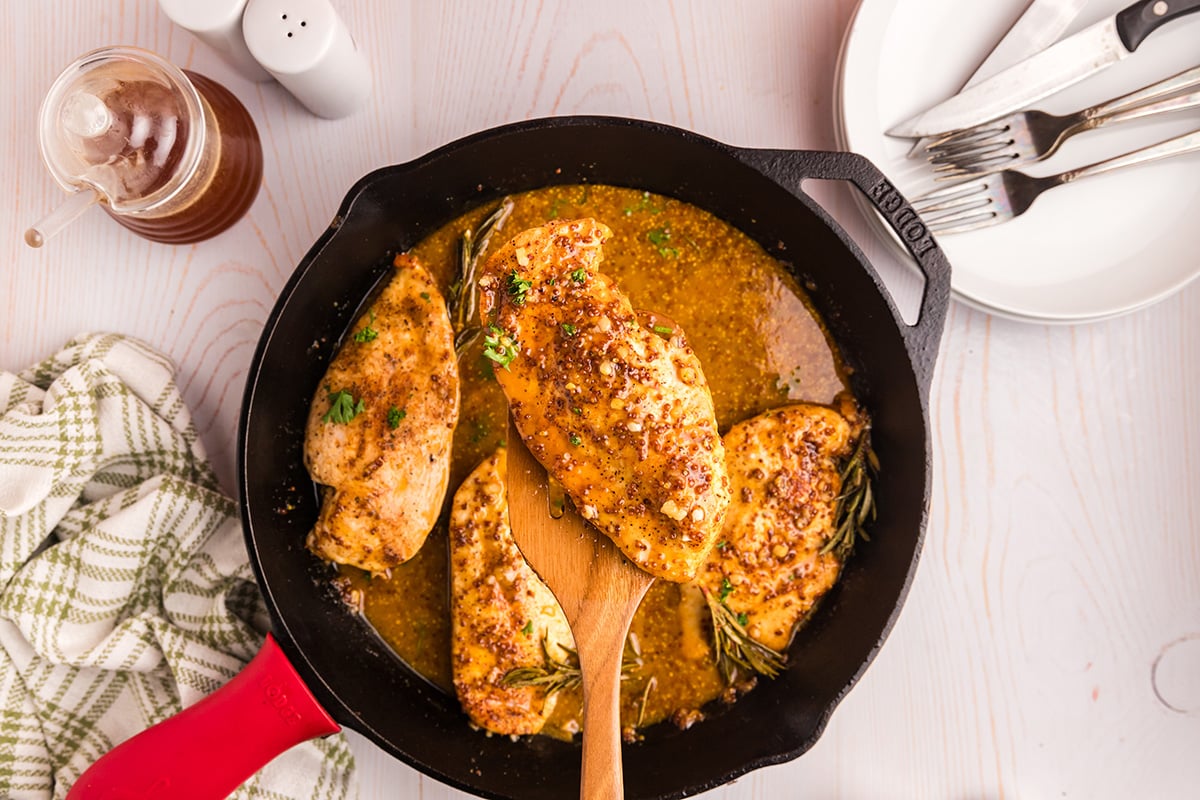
top-left (837, 0), bottom-right (1200, 322)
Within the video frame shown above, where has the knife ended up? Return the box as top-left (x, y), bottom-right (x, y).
top-left (888, 0), bottom-right (1200, 138)
top-left (905, 0), bottom-right (1088, 156)
top-left (971, 0), bottom-right (1090, 85)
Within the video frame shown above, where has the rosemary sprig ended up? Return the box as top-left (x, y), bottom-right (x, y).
top-left (502, 637), bottom-right (642, 696)
top-left (702, 586), bottom-right (786, 683)
top-left (502, 638), bottom-right (581, 695)
top-left (636, 676), bottom-right (657, 728)
top-left (449, 198), bottom-right (514, 353)
top-left (820, 431), bottom-right (879, 559)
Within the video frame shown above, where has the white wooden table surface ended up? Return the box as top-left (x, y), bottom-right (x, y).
top-left (3, 1), bottom-right (1198, 798)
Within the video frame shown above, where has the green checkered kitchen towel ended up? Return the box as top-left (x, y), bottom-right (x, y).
top-left (0, 333), bottom-right (355, 799)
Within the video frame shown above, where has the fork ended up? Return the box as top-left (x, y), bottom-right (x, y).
top-left (911, 128), bottom-right (1200, 235)
top-left (925, 65), bottom-right (1200, 178)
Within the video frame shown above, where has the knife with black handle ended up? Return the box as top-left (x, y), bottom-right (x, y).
top-left (889, 0), bottom-right (1200, 138)
top-left (904, 0), bottom-right (1088, 157)
top-left (1117, 0), bottom-right (1200, 49)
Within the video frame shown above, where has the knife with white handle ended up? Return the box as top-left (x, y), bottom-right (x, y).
top-left (888, 0), bottom-right (1200, 138)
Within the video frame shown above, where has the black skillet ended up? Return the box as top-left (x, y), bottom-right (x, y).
top-left (66, 117), bottom-right (950, 800)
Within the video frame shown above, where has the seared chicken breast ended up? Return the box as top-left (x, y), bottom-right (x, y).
top-left (305, 253), bottom-right (459, 574)
top-left (449, 449), bottom-right (575, 735)
top-left (695, 403), bottom-right (854, 651)
top-left (477, 218), bottom-right (730, 584)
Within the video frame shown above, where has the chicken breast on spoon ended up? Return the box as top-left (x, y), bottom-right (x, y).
top-left (477, 218), bottom-right (730, 583)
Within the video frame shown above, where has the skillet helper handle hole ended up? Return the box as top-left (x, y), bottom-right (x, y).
top-left (737, 147), bottom-right (951, 397)
top-left (65, 634), bottom-right (340, 800)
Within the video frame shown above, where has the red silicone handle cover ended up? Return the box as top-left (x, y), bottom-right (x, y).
top-left (66, 634), bottom-right (341, 800)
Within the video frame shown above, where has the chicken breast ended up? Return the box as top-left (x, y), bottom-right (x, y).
top-left (695, 403), bottom-right (854, 651)
top-left (304, 253), bottom-right (459, 574)
top-left (477, 218), bottom-right (730, 584)
top-left (449, 449), bottom-right (575, 735)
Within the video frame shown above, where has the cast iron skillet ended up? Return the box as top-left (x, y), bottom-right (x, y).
top-left (242, 116), bottom-right (950, 799)
top-left (66, 116), bottom-right (951, 800)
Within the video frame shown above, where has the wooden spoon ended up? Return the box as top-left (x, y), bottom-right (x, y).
top-left (506, 416), bottom-right (655, 800)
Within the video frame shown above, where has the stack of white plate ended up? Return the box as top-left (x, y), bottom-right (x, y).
top-left (834, 0), bottom-right (1200, 323)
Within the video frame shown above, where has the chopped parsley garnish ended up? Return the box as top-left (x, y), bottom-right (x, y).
top-left (419, 291), bottom-right (431, 302)
top-left (548, 188), bottom-right (588, 220)
top-left (482, 325), bottom-right (519, 370)
top-left (652, 324), bottom-right (673, 337)
top-left (387, 406), bottom-right (406, 429)
top-left (469, 419), bottom-right (491, 443)
top-left (322, 389), bottom-right (365, 424)
top-left (520, 620), bottom-right (533, 636)
top-left (568, 433), bottom-right (582, 446)
top-left (570, 268), bottom-right (587, 283)
top-left (507, 270), bottom-right (533, 305)
top-left (647, 227), bottom-right (680, 258)
top-left (736, 612), bottom-right (749, 627)
top-left (717, 577), bottom-right (734, 603)
top-left (623, 191), bottom-right (662, 216)
top-left (571, 406), bottom-right (583, 415)
top-left (352, 312), bottom-right (379, 343)
top-left (716, 540), bottom-right (729, 552)
top-left (561, 323), bottom-right (578, 337)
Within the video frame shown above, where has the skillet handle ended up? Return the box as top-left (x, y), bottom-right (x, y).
top-left (65, 634), bottom-right (340, 800)
top-left (734, 148), bottom-right (951, 396)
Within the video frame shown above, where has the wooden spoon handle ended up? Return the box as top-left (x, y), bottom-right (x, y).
top-left (504, 415), bottom-right (653, 799)
top-left (578, 623), bottom-right (629, 800)
top-left (574, 549), bottom-right (651, 800)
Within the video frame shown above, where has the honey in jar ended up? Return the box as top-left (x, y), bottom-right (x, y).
top-left (34, 46), bottom-right (262, 245)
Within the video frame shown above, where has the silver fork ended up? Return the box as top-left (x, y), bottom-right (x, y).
top-left (912, 128), bottom-right (1200, 235)
top-left (926, 65), bottom-right (1200, 178)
